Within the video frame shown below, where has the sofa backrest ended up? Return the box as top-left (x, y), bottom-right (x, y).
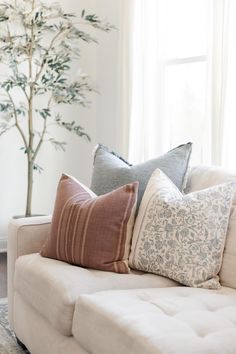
top-left (185, 165), bottom-right (236, 289)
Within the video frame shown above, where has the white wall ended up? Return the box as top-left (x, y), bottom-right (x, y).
top-left (0, 0), bottom-right (122, 250)
top-left (95, 0), bottom-right (124, 151)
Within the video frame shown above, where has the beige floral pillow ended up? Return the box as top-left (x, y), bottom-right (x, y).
top-left (129, 169), bottom-right (236, 289)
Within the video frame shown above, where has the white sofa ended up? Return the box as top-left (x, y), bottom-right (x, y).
top-left (8, 166), bottom-right (236, 354)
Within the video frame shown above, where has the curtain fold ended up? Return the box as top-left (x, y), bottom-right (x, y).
top-left (221, 0), bottom-right (236, 169)
top-left (211, 0), bottom-right (229, 165)
top-left (116, 0), bottom-right (133, 158)
top-left (128, 0), bottom-right (168, 164)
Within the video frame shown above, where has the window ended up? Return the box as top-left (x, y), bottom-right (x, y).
top-left (158, 0), bottom-right (211, 164)
top-left (128, 0), bottom-right (213, 165)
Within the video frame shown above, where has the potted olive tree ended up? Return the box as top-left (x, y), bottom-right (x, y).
top-left (0, 0), bottom-right (113, 216)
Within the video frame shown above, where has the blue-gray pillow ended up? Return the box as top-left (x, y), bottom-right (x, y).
top-left (91, 143), bottom-right (192, 208)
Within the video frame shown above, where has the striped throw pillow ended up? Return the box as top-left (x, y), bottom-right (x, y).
top-left (41, 174), bottom-right (138, 273)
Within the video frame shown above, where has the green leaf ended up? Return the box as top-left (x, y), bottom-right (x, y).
top-left (36, 108), bottom-right (51, 119)
top-left (1, 79), bottom-right (13, 92)
top-left (84, 14), bottom-right (115, 32)
top-left (21, 147), bottom-right (34, 155)
top-left (0, 102), bottom-right (12, 113)
top-left (55, 116), bottom-right (90, 142)
top-left (0, 121), bottom-right (14, 136)
top-left (49, 138), bottom-right (67, 151)
top-left (33, 163), bottom-right (43, 174)
top-left (52, 78), bottom-right (93, 105)
top-left (63, 13), bottom-right (75, 18)
top-left (0, 15), bottom-right (9, 22)
top-left (67, 27), bottom-right (97, 43)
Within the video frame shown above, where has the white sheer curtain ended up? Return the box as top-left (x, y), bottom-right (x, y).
top-left (221, 0), bottom-right (236, 169)
top-left (128, 0), bottom-right (167, 163)
top-left (124, 0), bottom-right (236, 168)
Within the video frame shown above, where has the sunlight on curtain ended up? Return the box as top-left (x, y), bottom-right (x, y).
top-left (221, 0), bottom-right (236, 169)
top-left (127, 0), bottom-right (236, 168)
top-left (128, 0), bottom-right (212, 165)
top-left (128, 0), bottom-right (165, 163)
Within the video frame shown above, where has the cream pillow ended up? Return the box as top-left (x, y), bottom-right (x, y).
top-left (129, 169), bottom-right (236, 289)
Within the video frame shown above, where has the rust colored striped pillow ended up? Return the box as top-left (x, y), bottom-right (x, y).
top-left (41, 174), bottom-right (138, 273)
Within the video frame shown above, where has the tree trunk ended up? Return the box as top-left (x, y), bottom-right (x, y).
top-left (26, 77), bottom-right (34, 216)
top-left (25, 158), bottom-right (33, 217)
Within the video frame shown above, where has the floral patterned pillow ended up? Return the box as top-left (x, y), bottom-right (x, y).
top-left (129, 169), bottom-right (236, 289)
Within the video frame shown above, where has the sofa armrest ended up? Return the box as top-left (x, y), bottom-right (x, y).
top-left (8, 216), bottom-right (51, 257)
top-left (7, 216), bottom-right (51, 328)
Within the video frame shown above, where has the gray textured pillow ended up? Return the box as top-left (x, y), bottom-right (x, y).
top-left (91, 143), bottom-right (192, 208)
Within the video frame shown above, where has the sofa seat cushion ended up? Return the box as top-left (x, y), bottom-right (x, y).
top-left (14, 253), bottom-right (178, 336)
top-left (73, 287), bottom-right (236, 354)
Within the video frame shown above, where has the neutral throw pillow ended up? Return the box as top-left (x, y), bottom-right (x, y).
top-left (129, 169), bottom-right (236, 289)
top-left (91, 143), bottom-right (192, 208)
top-left (41, 174), bottom-right (138, 273)
top-left (185, 165), bottom-right (236, 289)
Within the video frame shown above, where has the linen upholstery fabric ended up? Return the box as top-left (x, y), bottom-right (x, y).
top-left (8, 216), bottom-right (51, 328)
top-left (185, 165), bottom-right (236, 289)
top-left (41, 175), bottom-right (138, 273)
top-left (7, 165), bottom-right (236, 354)
top-left (73, 287), bottom-right (236, 354)
top-left (91, 143), bottom-right (192, 208)
top-left (129, 169), bottom-right (236, 289)
top-left (14, 253), bottom-right (178, 336)
top-left (14, 292), bottom-right (88, 354)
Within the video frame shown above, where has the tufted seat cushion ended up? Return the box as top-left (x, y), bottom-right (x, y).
top-left (73, 287), bottom-right (236, 354)
top-left (14, 253), bottom-right (178, 336)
